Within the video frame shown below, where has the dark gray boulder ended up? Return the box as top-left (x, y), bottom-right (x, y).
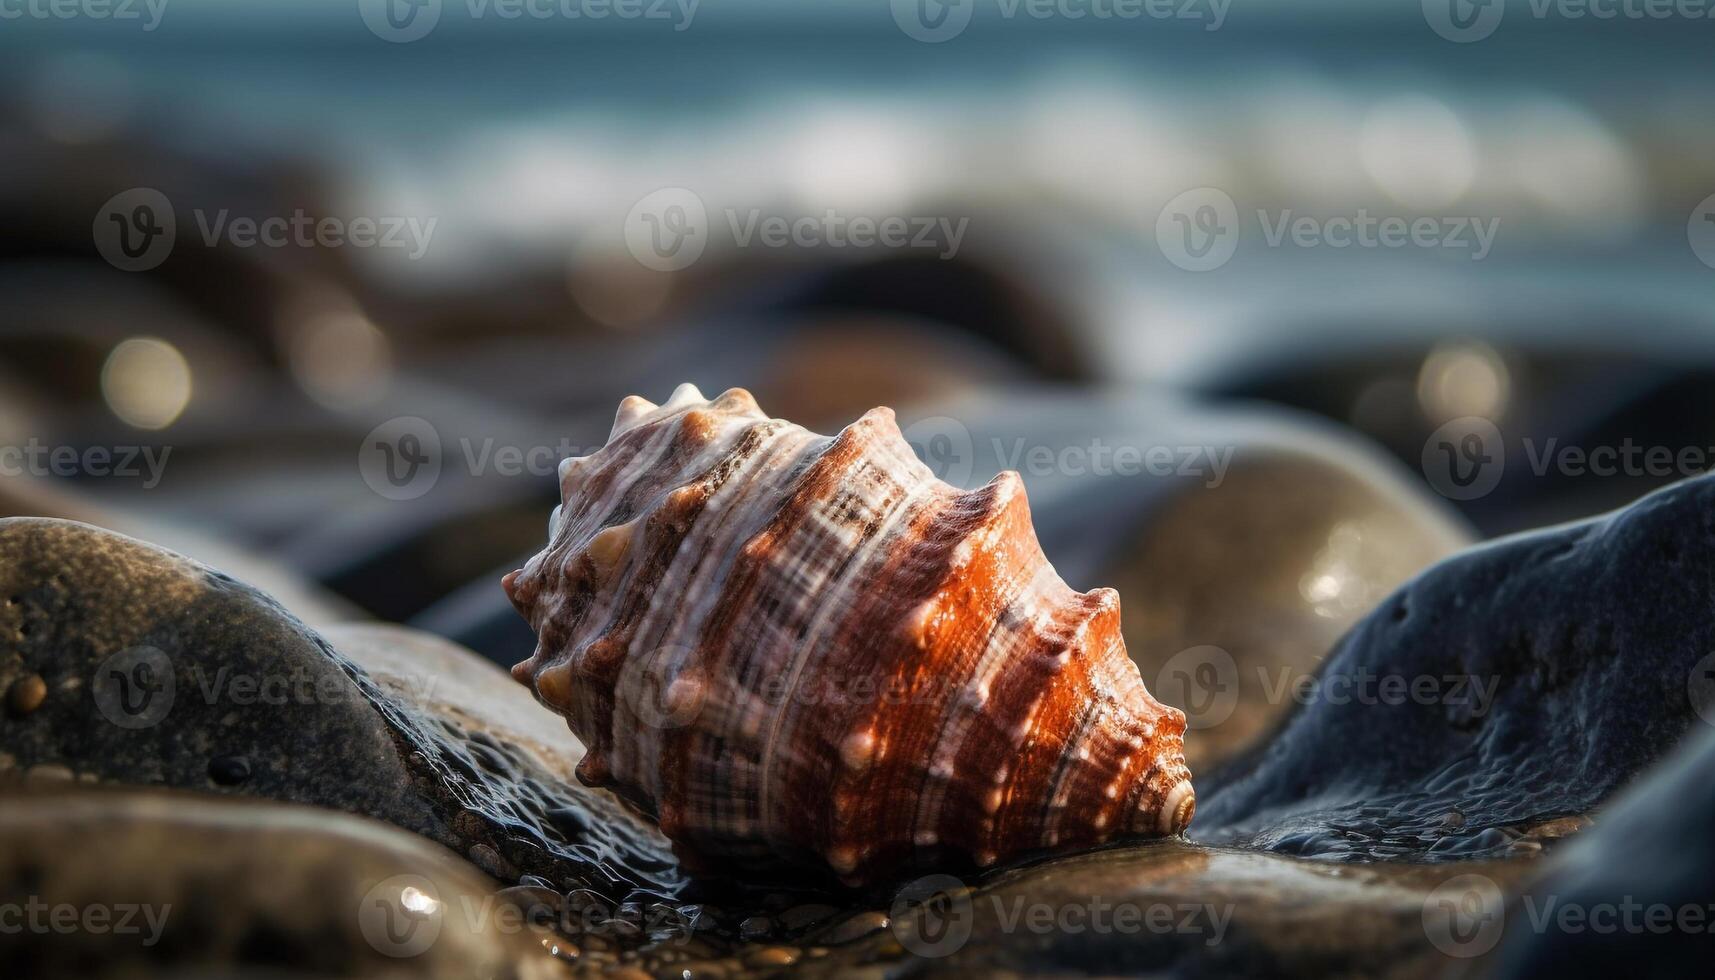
top-left (1489, 724), bottom-right (1715, 976)
top-left (1194, 473), bottom-right (1715, 861)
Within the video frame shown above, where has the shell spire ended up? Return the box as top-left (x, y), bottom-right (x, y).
top-left (505, 385), bottom-right (1192, 884)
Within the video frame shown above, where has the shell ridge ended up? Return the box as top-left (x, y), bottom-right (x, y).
top-left (617, 416), bottom-right (821, 803)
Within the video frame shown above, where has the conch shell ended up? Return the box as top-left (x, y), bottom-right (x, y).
top-left (504, 384), bottom-right (1193, 884)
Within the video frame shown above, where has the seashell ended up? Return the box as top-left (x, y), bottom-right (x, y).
top-left (503, 383), bottom-right (1193, 884)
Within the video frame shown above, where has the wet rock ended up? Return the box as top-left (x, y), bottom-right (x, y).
top-left (320, 623), bottom-right (694, 907)
top-left (1195, 473), bottom-right (1715, 861)
top-left (0, 473), bottom-right (360, 626)
top-left (799, 840), bottom-right (1531, 978)
top-left (1490, 725), bottom-right (1715, 976)
top-left (0, 786), bottom-right (563, 979)
top-left (899, 387), bottom-right (1471, 770)
top-left (0, 519), bottom-right (689, 922)
top-left (0, 517), bottom-right (442, 841)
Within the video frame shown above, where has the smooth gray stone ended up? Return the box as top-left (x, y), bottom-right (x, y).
top-left (0, 519), bottom-right (685, 910)
top-left (0, 787), bottom-right (563, 979)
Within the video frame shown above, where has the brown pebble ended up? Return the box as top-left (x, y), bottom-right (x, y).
top-left (778, 903), bottom-right (838, 932)
top-left (823, 910), bottom-right (888, 945)
top-left (1526, 815), bottom-right (1592, 839)
top-left (541, 935), bottom-right (579, 960)
top-left (24, 764), bottom-right (74, 783)
top-left (466, 842), bottom-right (515, 880)
top-left (603, 968), bottom-right (650, 980)
top-left (745, 946), bottom-right (800, 968)
top-left (7, 674), bottom-right (46, 716)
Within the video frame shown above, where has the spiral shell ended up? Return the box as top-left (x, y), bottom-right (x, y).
top-left (504, 384), bottom-right (1193, 884)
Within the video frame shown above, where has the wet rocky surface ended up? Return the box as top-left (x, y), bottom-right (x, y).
top-left (1194, 473), bottom-right (1715, 861)
top-left (4, 473), bottom-right (1713, 976)
top-left (0, 517), bottom-right (438, 838)
top-left (0, 786), bottom-right (564, 979)
top-left (1487, 724), bottom-right (1715, 976)
top-left (0, 518), bottom-right (847, 972)
top-left (812, 842), bottom-right (1534, 979)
